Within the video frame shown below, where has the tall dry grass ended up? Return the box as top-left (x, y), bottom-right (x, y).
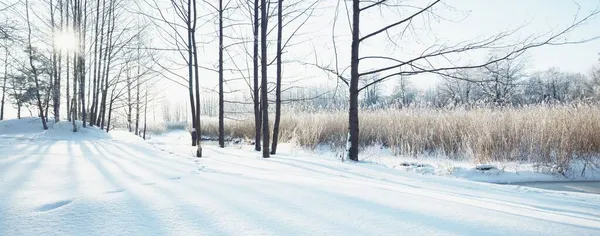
top-left (199, 105), bottom-right (600, 167)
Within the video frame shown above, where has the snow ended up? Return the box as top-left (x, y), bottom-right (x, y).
top-left (338, 145), bottom-right (600, 184)
top-left (0, 117), bottom-right (112, 140)
top-left (2, 118), bottom-right (600, 235)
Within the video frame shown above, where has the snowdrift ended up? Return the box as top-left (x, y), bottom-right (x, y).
top-left (0, 117), bottom-right (111, 140)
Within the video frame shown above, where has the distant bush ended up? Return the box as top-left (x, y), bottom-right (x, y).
top-left (144, 123), bottom-right (167, 135)
top-left (165, 121), bottom-right (189, 131)
top-left (143, 121), bottom-right (190, 135)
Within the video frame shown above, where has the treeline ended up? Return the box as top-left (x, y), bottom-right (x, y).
top-left (0, 0), bottom-right (157, 138)
top-left (280, 59), bottom-right (600, 112)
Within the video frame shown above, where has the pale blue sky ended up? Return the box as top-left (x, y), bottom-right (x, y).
top-left (334, 0), bottom-right (600, 90)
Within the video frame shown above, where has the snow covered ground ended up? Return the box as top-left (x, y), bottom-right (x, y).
top-left (305, 144), bottom-right (600, 184)
top-left (1, 118), bottom-right (600, 235)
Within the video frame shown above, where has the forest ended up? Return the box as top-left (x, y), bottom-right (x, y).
top-left (1, 0), bottom-right (600, 167)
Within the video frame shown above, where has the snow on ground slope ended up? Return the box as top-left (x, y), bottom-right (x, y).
top-left (1, 119), bottom-right (600, 235)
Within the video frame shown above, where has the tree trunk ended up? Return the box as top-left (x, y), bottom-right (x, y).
top-left (100, 0), bottom-right (115, 129)
top-left (91, 0), bottom-right (107, 126)
top-left (79, 0), bottom-right (87, 127)
top-left (25, 0), bottom-right (48, 130)
top-left (72, 0), bottom-right (78, 123)
top-left (107, 95), bottom-right (114, 132)
top-left (65, 0), bottom-right (71, 122)
top-left (143, 88), bottom-right (147, 140)
top-left (260, 0), bottom-right (270, 158)
top-left (253, 0), bottom-right (261, 151)
top-left (218, 0), bottom-right (225, 148)
top-left (127, 74), bottom-right (132, 132)
top-left (44, 78), bottom-right (51, 122)
top-left (71, 97), bottom-right (77, 131)
top-left (72, 49), bottom-right (77, 123)
top-left (50, 0), bottom-right (60, 122)
top-left (66, 47), bottom-right (70, 122)
top-left (347, 0), bottom-right (361, 162)
top-left (187, 0), bottom-right (197, 146)
top-left (1, 48), bottom-right (7, 121)
top-left (192, 31), bottom-right (202, 153)
top-left (271, 0), bottom-right (283, 155)
top-left (72, 58), bottom-right (77, 126)
top-left (192, 0), bottom-right (202, 157)
top-left (135, 69), bottom-right (140, 135)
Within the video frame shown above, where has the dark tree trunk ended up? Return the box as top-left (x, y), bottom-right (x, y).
top-left (253, 0), bottom-right (261, 151)
top-left (271, 0), bottom-right (283, 155)
top-left (192, 0), bottom-right (202, 157)
top-left (218, 0), bottom-right (225, 148)
top-left (187, 0), bottom-right (196, 146)
top-left (260, 0), bottom-right (270, 158)
top-left (347, 0), bottom-right (360, 161)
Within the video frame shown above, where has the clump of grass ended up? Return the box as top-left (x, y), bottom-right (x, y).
top-left (197, 105), bottom-right (600, 168)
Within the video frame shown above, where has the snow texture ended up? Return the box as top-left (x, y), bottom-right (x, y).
top-left (1, 118), bottom-right (600, 235)
top-left (345, 144), bottom-right (600, 184)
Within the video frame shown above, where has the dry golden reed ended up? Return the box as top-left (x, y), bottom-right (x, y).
top-left (199, 105), bottom-right (600, 165)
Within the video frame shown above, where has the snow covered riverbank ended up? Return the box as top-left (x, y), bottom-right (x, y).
top-left (1, 118), bottom-right (600, 235)
top-left (283, 143), bottom-right (600, 184)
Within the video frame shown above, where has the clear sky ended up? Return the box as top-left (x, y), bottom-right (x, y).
top-left (2, 0), bottom-right (600, 120)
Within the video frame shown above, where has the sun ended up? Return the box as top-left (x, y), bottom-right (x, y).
top-left (54, 32), bottom-right (78, 51)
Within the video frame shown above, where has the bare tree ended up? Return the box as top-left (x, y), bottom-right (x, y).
top-left (191, 0), bottom-right (203, 157)
top-left (0, 4), bottom-right (12, 121)
top-left (218, 0), bottom-right (225, 148)
top-left (325, 0), bottom-right (600, 161)
top-left (1, 42), bottom-right (8, 120)
top-left (140, 0), bottom-right (203, 156)
top-left (24, 0), bottom-right (48, 130)
top-left (260, 0), bottom-right (270, 157)
top-left (143, 85), bottom-right (148, 139)
top-left (390, 75), bottom-right (415, 109)
top-left (202, 0), bottom-right (229, 148)
top-left (270, 0), bottom-right (319, 155)
top-left (439, 71), bottom-right (477, 107)
top-left (477, 56), bottom-right (526, 105)
top-left (49, 0), bottom-right (60, 122)
top-left (270, 0), bottom-right (283, 155)
top-left (253, 0), bottom-right (261, 152)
